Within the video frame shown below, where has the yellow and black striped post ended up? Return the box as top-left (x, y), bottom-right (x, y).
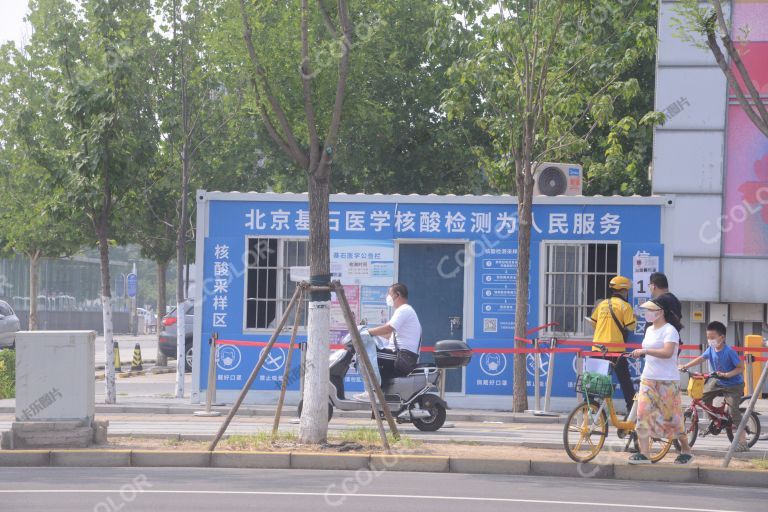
top-left (113, 340), bottom-right (122, 373)
top-left (131, 342), bottom-right (143, 372)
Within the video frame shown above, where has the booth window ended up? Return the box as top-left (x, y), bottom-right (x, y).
top-left (543, 242), bottom-right (619, 335)
top-left (245, 238), bottom-right (308, 329)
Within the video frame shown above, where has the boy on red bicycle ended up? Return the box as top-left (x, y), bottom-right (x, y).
top-left (679, 321), bottom-right (747, 449)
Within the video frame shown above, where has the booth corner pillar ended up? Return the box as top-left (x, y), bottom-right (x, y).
top-left (744, 335), bottom-right (764, 396)
top-left (8, 330), bottom-right (105, 449)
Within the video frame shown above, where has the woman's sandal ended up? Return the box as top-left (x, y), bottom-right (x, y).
top-left (674, 453), bottom-right (694, 464)
top-left (628, 453), bottom-right (651, 465)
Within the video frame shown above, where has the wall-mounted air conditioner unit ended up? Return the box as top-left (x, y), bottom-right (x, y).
top-left (533, 162), bottom-right (583, 196)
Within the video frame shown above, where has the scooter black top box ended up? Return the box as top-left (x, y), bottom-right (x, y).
top-left (433, 339), bottom-right (472, 368)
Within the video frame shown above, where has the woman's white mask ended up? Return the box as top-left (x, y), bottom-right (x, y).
top-left (643, 310), bottom-right (661, 323)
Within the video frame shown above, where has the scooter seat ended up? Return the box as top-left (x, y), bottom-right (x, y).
top-left (415, 362), bottom-right (437, 368)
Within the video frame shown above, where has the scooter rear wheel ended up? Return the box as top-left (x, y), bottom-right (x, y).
top-left (412, 395), bottom-right (446, 432)
top-left (297, 399), bottom-right (333, 422)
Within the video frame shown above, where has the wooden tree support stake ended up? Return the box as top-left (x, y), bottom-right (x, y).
top-left (272, 284), bottom-right (306, 437)
top-left (332, 281), bottom-right (400, 449)
top-left (208, 284), bottom-right (304, 451)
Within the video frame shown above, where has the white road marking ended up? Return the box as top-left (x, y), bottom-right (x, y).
top-left (0, 490), bottom-right (748, 511)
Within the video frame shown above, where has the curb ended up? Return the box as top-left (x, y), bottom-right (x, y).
top-left (0, 450), bottom-right (765, 487)
top-left (51, 450), bottom-right (131, 467)
top-left (95, 366), bottom-right (171, 381)
top-left (0, 405), bottom-right (565, 424)
top-left (94, 360), bottom-right (158, 372)
top-left (117, 371), bottom-right (146, 379)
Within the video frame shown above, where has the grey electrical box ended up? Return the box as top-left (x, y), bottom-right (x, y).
top-left (690, 301), bottom-right (705, 324)
top-left (730, 303), bottom-right (765, 323)
top-left (15, 331), bottom-right (95, 422)
top-left (708, 303), bottom-right (729, 326)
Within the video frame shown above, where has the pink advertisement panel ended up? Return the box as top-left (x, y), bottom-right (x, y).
top-left (733, 1), bottom-right (768, 42)
top-left (723, 2), bottom-right (768, 256)
top-left (723, 106), bottom-right (768, 256)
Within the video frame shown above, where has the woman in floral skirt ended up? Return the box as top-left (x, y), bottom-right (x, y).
top-left (629, 297), bottom-right (693, 464)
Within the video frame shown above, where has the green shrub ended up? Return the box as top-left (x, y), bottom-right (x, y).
top-left (0, 349), bottom-right (15, 399)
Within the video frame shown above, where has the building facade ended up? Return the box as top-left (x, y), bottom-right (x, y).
top-left (653, 0), bottom-right (768, 344)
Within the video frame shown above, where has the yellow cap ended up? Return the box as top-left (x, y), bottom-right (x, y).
top-left (609, 276), bottom-right (631, 290)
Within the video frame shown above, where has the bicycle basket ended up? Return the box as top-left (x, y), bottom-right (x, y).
top-left (576, 372), bottom-right (614, 397)
top-left (687, 376), bottom-right (705, 400)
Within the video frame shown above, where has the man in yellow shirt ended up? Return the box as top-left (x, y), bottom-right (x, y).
top-left (590, 275), bottom-right (637, 413)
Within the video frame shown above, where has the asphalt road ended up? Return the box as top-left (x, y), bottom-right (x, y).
top-left (1, 468), bottom-right (765, 512)
top-left (95, 373), bottom-right (192, 400)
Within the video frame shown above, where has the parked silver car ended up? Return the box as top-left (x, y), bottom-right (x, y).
top-left (0, 300), bottom-right (21, 349)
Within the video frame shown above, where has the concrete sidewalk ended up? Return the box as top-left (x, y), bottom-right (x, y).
top-left (2, 396), bottom-right (766, 423)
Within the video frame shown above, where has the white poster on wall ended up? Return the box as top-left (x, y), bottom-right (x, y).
top-left (632, 250), bottom-right (659, 334)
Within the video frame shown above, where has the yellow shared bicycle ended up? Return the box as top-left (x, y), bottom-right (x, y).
top-left (563, 344), bottom-right (673, 463)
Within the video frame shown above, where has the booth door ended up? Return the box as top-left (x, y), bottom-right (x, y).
top-left (398, 243), bottom-right (465, 393)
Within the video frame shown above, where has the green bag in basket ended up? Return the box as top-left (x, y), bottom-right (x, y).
top-left (581, 371), bottom-right (613, 397)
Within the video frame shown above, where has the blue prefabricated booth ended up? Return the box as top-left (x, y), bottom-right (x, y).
top-left (191, 191), bottom-right (672, 410)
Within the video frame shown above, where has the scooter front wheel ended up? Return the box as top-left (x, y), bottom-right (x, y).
top-left (412, 395), bottom-right (446, 432)
top-left (297, 399), bottom-right (334, 422)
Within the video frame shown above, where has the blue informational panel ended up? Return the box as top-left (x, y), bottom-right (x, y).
top-left (197, 194), bottom-right (664, 398)
top-left (126, 273), bottom-right (138, 298)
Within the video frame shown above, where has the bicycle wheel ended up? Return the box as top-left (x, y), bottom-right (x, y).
top-left (563, 401), bottom-right (607, 463)
top-left (726, 410), bottom-right (761, 448)
top-left (648, 436), bottom-right (673, 463)
top-left (674, 408), bottom-right (699, 451)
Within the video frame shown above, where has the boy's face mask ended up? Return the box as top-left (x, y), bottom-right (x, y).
top-left (707, 335), bottom-right (724, 349)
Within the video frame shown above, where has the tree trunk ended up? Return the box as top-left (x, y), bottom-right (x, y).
top-left (512, 169), bottom-right (533, 413)
top-left (156, 260), bottom-right (168, 367)
top-left (175, 144), bottom-right (189, 397)
top-left (175, 4), bottom-right (191, 398)
top-left (299, 171), bottom-right (332, 444)
top-left (28, 251), bottom-right (40, 331)
top-left (97, 222), bottom-right (116, 404)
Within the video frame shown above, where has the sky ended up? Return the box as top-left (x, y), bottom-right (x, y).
top-left (0, 0), bottom-right (31, 49)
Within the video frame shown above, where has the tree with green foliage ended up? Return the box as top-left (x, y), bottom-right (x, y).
top-left (326, 0), bottom-right (490, 195)
top-left (23, 0), bottom-right (159, 403)
top-left (201, 0), bottom-right (355, 443)
top-left (0, 42), bottom-right (87, 330)
top-left (439, 0), bottom-right (659, 411)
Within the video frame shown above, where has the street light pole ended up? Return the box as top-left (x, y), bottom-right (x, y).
top-left (131, 262), bottom-right (138, 336)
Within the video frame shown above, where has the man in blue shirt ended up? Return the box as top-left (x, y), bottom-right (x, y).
top-left (680, 321), bottom-right (746, 449)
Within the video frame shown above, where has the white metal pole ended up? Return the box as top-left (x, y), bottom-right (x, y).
top-left (194, 333), bottom-right (221, 417)
top-left (534, 339), bottom-right (541, 411)
top-left (722, 357), bottom-right (768, 467)
top-left (544, 337), bottom-right (556, 413)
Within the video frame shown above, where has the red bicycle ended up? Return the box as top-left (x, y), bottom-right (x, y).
top-left (678, 369), bottom-right (761, 448)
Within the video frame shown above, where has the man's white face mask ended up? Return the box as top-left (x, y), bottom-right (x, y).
top-left (386, 294), bottom-right (394, 307)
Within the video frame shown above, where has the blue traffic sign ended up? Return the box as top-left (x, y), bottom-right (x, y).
top-left (126, 273), bottom-right (138, 297)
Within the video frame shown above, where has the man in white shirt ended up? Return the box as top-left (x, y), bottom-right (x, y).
top-left (354, 283), bottom-right (422, 401)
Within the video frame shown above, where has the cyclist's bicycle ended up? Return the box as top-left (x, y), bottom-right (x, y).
top-left (678, 369), bottom-right (761, 449)
top-left (563, 344), bottom-right (673, 463)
